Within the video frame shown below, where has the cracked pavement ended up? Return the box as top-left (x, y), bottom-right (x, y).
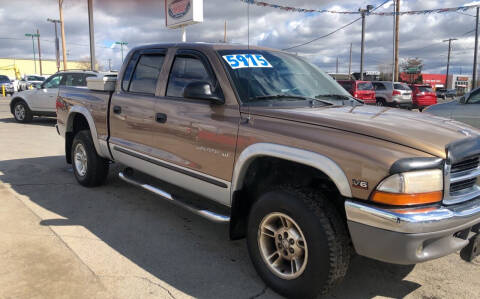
top-left (0, 99), bottom-right (478, 299)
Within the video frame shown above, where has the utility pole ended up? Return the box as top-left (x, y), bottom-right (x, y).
top-left (25, 33), bottom-right (39, 73)
top-left (394, 0), bottom-right (400, 82)
top-left (443, 38), bottom-right (457, 89)
top-left (359, 5), bottom-right (374, 80)
top-left (336, 57), bottom-right (339, 73)
top-left (36, 29), bottom-right (43, 75)
top-left (224, 20), bottom-right (227, 43)
top-left (473, 7), bottom-right (479, 89)
top-left (349, 43), bottom-right (352, 79)
top-left (87, 0), bottom-right (96, 71)
top-left (108, 59), bottom-right (112, 72)
top-left (47, 18), bottom-right (61, 72)
top-left (59, 0), bottom-right (68, 70)
top-left (115, 41), bottom-right (128, 62)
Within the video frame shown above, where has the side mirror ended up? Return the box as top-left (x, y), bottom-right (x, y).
top-left (183, 81), bottom-right (224, 104)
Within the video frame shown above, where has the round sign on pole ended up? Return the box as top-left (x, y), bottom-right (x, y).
top-left (165, 0), bottom-right (203, 29)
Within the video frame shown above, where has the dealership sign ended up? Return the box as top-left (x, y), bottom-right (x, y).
top-left (165, 0), bottom-right (203, 29)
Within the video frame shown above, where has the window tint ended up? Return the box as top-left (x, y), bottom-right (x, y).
top-left (373, 83), bottom-right (386, 90)
top-left (43, 75), bottom-right (63, 88)
top-left (394, 83), bottom-right (410, 90)
top-left (468, 89), bottom-right (480, 104)
top-left (0, 75), bottom-right (9, 83)
top-left (417, 86), bottom-right (433, 92)
top-left (357, 82), bottom-right (373, 90)
top-left (166, 56), bottom-right (212, 98)
top-left (63, 73), bottom-right (87, 87)
top-left (122, 56), bottom-right (137, 91)
top-left (27, 76), bottom-right (45, 81)
top-left (338, 81), bottom-right (353, 92)
top-left (129, 54), bottom-right (165, 94)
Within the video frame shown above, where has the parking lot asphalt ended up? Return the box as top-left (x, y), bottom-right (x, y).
top-left (0, 97), bottom-right (478, 299)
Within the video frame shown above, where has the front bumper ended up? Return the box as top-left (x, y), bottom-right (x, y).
top-left (345, 198), bottom-right (480, 264)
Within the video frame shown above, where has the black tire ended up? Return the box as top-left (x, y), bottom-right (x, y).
top-left (375, 98), bottom-right (385, 106)
top-left (13, 101), bottom-right (33, 123)
top-left (71, 130), bottom-right (109, 187)
top-left (419, 107), bottom-right (424, 112)
top-left (247, 187), bottom-right (350, 299)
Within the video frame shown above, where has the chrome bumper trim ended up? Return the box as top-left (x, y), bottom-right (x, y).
top-left (345, 199), bottom-right (480, 234)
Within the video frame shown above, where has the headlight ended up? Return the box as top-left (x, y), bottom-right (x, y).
top-left (371, 169), bottom-right (443, 206)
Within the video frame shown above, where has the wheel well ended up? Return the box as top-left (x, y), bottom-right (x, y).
top-left (65, 113), bottom-right (90, 164)
top-left (230, 157), bottom-right (346, 240)
top-left (10, 97), bottom-right (27, 114)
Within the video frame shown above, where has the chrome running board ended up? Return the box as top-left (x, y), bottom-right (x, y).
top-left (118, 171), bottom-right (230, 223)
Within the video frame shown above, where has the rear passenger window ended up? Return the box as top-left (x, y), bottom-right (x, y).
top-left (373, 83), bottom-right (386, 90)
top-left (166, 56), bottom-right (213, 98)
top-left (129, 54), bottom-right (165, 94)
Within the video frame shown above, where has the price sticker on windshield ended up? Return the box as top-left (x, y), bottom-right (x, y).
top-left (222, 54), bottom-right (272, 69)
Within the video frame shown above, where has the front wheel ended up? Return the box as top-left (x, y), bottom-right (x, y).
top-left (13, 101), bottom-right (33, 123)
top-left (247, 188), bottom-right (350, 298)
top-left (71, 130), bottom-right (109, 187)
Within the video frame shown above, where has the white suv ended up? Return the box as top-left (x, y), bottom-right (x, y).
top-left (10, 70), bottom-right (98, 123)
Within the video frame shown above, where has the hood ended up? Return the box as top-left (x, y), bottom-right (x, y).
top-left (247, 105), bottom-right (480, 158)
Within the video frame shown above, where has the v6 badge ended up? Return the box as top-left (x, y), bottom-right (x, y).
top-left (352, 179), bottom-right (368, 190)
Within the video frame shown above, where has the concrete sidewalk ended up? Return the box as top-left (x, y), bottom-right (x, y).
top-left (0, 183), bottom-right (109, 299)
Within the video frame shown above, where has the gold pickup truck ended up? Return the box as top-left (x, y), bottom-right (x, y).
top-left (56, 43), bottom-right (480, 299)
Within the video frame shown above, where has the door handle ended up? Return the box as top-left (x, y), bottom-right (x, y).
top-left (113, 105), bottom-right (122, 114)
top-left (156, 113), bottom-right (167, 123)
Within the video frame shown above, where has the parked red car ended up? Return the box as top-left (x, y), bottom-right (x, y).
top-left (409, 84), bottom-right (437, 111)
top-left (337, 80), bottom-right (376, 104)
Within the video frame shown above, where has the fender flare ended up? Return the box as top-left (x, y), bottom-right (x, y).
top-left (9, 96), bottom-right (31, 113)
top-left (230, 143), bottom-right (353, 201)
top-left (66, 106), bottom-right (102, 155)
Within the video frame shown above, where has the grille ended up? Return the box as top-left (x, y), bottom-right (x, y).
top-left (445, 155), bottom-right (480, 205)
top-left (451, 157), bottom-right (479, 174)
top-left (450, 178), bottom-right (477, 193)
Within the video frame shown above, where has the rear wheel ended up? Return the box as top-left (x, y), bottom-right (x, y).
top-left (376, 98), bottom-right (385, 106)
top-left (71, 130), bottom-right (109, 187)
top-left (13, 101), bottom-right (33, 123)
top-left (247, 187), bottom-right (350, 298)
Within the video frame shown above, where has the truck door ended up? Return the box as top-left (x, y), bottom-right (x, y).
top-left (150, 49), bottom-right (240, 205)
top-left (109, 49), bottom-right (166, 158)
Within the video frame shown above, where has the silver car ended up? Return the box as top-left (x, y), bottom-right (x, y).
top-left (425, 88), bottom-right (480, 128)
top-left (372, 81), bottom-right (413, 108)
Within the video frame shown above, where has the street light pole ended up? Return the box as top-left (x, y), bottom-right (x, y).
top-left (115, 41), bottom-right (128, 62)
top-left (443, 38), bottom-right (458, 89)
top-left (473, 7), bottom-right (479, 89)
top-left (87, 0), bottom-right (96, 71)
top-left (59, 0), bottom-right (68, 70)
top-left (47, 18), bottom-right (61, 72)
top-left (359, 5), bottom-right (374, 80)
top-left (25, 33), bottom-right (39, 74)
top-left (36, 29), bottom-right (43, 75)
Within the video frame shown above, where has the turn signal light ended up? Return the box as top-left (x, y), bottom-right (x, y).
top-left (371, 191), bottom-right (442, 206)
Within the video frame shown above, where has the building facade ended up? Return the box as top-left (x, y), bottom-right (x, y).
top-left (0, 58), bottom-right (89, 79)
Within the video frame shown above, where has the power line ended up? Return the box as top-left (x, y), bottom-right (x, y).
top-left (282, 0), bottom-right (390, 51)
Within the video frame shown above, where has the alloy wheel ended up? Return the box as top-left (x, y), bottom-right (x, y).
top-left (258, 212), bottom-right (308, 280)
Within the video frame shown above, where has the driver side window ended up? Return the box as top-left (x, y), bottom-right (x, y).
top-left (43, 75), bottom-right (63, 89)
top-left (467, 90), bottom-right (480, 104)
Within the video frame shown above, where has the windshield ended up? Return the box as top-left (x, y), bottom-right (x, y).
top-left (357, 82), bottom-right (373, 91)
top-left (418, 86), bottom-right (433, 92)
top-left (218, 50), bottom-right (353, 106)
top-left (394, 83), bottom-right (410, 90)
top-left (26, 76), bottom-right (45, 81)
top-left (0, 76), bottom-right (10, 83)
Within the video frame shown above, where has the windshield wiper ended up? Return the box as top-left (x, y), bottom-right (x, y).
top-left (316, 94), bottom-right (364, 106)
top-left (248, 94), bottom-right (333, 106)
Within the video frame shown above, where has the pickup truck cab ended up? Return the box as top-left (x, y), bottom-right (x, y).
top-left (56, 43), bottom-right (480, 299)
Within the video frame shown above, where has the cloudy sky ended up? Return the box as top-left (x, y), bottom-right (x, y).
top-left (0, 0), bottom-right (478, 75)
